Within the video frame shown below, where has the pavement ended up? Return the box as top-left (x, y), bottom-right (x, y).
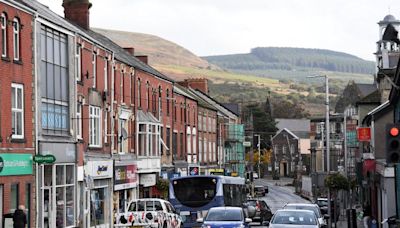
top-left (251, 176), bottom-right (364, 228)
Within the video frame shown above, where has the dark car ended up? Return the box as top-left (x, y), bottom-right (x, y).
top-left (254, 185), bottom-right (268, 197)
top-left (247, 199), bottom-right (273, 225)
top-left (196, 207), bottom-right (252, 228)
top-left (316, 197), bottom-right (339, 222)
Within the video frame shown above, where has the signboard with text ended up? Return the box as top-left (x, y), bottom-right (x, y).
top-left (189, 166), bottom-right (199, 176)
top-left (114, 164), bottom-right (138, 190)
top-left (357, 127), bottom-right (371, 142)
top-left (0, 154), bottom-right (33, 176)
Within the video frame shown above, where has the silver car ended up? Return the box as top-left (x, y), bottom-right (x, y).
top-left (264, 209), bottom-right (320, 228)
top-left (283, 203), bottom-right (327, 227)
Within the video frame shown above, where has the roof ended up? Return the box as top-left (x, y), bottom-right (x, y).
top-left (222, 103), bottom-right (240, 116)
top-left (184, 89), bottom-right (217, 111)
top-left (192, 90), bottom-right (238, 120)
top-left (173, 84), bottom-right (196, 101)
top-left (362, 100), bottom-right (392, 125)
top-left (355, 83), bottom-right (377, 98)
top-left (276, 119), bottom-right (310, 132)
top-left (23, 0), bottom-right (174, 83)
top-left (356, 89), bottom-right (381, 105)
top-left (272, 128), bottom-right (299, 140)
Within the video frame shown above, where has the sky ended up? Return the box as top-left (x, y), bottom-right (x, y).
top-left (37, 0), bottom-right (400, 61)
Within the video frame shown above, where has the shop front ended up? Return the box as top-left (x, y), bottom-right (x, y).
top-left (139, 173), bottom-right (157, 198)
top-left (113, 162), bottom-right (138, 219)
top-left (38, 142), bottom-right (76, 228)
top-left (84, 160), bottom-right (113, 228)
top-left (0, 154), bottom-right (33, 228)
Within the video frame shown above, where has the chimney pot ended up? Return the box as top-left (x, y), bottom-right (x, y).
top-left (63, 0), bottom-right (92, 30)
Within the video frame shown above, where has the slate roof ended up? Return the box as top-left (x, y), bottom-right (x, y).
top-left (184, 89), bottom-right (216, 111)
top-left (22, 0), bottom-right (174, 83)
top-left (355, 83), bottom-right (377, 98)
top-left (276, 119), bottom-right (310, 132)
top-left (192, 90), bottom-right (238, 120)
top-left (222, 103), bottom-right (240, 116)
top-left (173, 84), bottom-right (196, 101)
top-left (356, 89), bottom-right (381, 105)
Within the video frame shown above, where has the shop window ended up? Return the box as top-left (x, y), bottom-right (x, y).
top-left (90, 188), bottom-right (106, 226)
top-left (11, 184), bottom-right (19, 211)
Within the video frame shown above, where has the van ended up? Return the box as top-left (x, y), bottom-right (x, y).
top-left (115, 198), bottom-right (183, 228)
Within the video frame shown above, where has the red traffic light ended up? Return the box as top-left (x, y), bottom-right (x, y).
top-left (390, 127), bottom-right (400, 137)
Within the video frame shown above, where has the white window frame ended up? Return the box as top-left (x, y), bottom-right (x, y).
top-left (11, 83), bottom-right (24, 139)
top-left (104, 58), bottom-right (108, 91)
top-left (75, 45), bottom-right (81, 81)
top-left (92, 52), bottom-right (97, 88)
top-left (12, 18), bottom-right (19, 60)
top-left (1, 13), bottom-right (7, 57)
top-left (104, 110), bottom-right (108, 144)
top-left (121, 70), bottom-right (124, 103)
top-left (76, 103), bottom-right (82, 139)
top-left (89, 106), bottom-right (101, 147)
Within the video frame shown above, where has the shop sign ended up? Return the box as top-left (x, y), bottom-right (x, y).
top-left (0, 154), bottom-right (33, 176)
top-left (33, 154), bottom-right (56, 164)
top-left (189, 166), bottom-right (199, 176)
top-left (231, 172), bottom-right (238, 177)
top-left (140, 173), bottom-right (156, 187)
top-left (357, 127), bottom-right (371, 142)
top-left (114, 164), bottom-right (138, 190)
top-left (209, 168), bottom-right (224, 175)
top-left (85, 160), bottom-right (113, 179)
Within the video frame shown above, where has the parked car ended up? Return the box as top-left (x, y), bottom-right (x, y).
top-left (115, 198), bottom-right (183, 227)
top-left (316, 197), bottom-right (338, 222)
top-left (196, 206), bottom-right (252, 228)
top-left (264, 209), bottom-right (320, 227)
top-left (247, 199), bottom-right (273, 225)
top-left (254, 185), bottom-right (268, 197)
top-left (283, 203), bottom-right (327, 227)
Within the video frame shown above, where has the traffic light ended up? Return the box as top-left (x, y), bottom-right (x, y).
top-left (386, 123), bottom-right (400, 163)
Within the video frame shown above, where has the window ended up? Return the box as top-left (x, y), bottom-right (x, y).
top-left (13, 18), bottom-right (20, 60)
top-left (199, 138), bottom-right (203, 163)
top-left (75, 45), bottom-right (81, 80)
top-left (282, 146), bottom-right (286, 155)
top-left (180, 132), bottom-right (184, 159)
top-left (173, 132), bottom-right (177, 157)
top-left (166, 89), bottom-right (170, 116)
top-left (138, 122), bottom-right (161, 156)
top-left (89, 106), bottom-right (101, 147)
top-left (40, 27), bottom-right (69, 135)
top-left (121, 71), bottom-right (124, 103)
top-left (104, 58), bottom-right (108, 91)
top-left (11, 184), bottom-right (19, 212)
top-left (192, 128), bottom-right (197, 158)
top-left (1, 13), bottom-right (7, 57)
top-left (11, 83), bottom-right (24, 139)
top-left (146, 82), bottom-right (150, 110)
top-left (160, 127), bottom-right (164, 155)
top-left (187, 128), bottom-right (191, 156)
top-left (92, 51), bottom-right (96, 88)
top-left (174, 102), bottom-right (177, 122)
top-left (166, 128), bottom-right (171, 155)
top-left (158, 86), bottom-right (162, 116)
top-left (104, 111), bottom-right (108, 144)
top-left (76, 103), bottom-right (82, 139)
top-left (137, 79), bottom-right (141, 108)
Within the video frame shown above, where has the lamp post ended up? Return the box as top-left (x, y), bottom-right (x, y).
top-left (308, 75), bottom-right (331, 228)
top-left (254, 134), bottom-right (261, 178)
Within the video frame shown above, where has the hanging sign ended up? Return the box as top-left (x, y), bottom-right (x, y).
top-left (357, 127), bottom-right (371, 142)
top-left (33, 154), bottom-right (56, 164)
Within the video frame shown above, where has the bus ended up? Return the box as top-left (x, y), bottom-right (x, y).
top-left (169, 175), bottom-right (247, 228)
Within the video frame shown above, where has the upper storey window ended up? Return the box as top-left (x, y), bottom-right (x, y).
top-left (13, 18), bottom-right (20, 61)
top-left (1, 13), bottom-right (7, 58)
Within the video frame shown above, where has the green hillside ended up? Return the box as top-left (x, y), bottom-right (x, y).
top-left (204, 47), bottom-right (375, 82)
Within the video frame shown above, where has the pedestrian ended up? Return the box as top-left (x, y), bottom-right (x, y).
top-left (363, 204), bottom-right (371, 228)
top-left (13, 205), bottom-right (27, 228)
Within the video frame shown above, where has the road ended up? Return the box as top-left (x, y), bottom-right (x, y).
top-left (249, 178), bottom-right (310, 227)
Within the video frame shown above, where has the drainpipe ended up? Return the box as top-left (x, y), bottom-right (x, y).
top-left (110, 54), bottom-right (115, 153)
top-left (33, 12), bottom-right (40, 228)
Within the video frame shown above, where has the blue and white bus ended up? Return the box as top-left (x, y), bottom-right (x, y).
top-left (169, 175), bottom-right (247, 228)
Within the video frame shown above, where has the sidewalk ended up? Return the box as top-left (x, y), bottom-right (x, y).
top-left (334, 219), bottom-right (364, 228)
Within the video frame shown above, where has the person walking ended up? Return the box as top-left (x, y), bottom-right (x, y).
top-left (13, 205), bottom-right (27, 228)
top-left (363, 204), bottom-right (371, 228)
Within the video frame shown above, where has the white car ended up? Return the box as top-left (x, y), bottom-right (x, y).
top-left (264, 209), bottom-right (320, 227)
top-left (283, 203), bottom-right (327, 227)
top-left (115, 198), bottom-right (183, 228)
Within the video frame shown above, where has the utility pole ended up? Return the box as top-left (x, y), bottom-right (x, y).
top-left (308, 75), bottom-right (331, 228)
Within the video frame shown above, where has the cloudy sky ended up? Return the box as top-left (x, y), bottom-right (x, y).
top-left (38, 0), bottom-right (400, 61)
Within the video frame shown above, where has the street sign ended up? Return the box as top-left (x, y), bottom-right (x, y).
top-left (33, 154), bottom-right (56, 164)
top-left (243, 141), bottom-right (251, 147)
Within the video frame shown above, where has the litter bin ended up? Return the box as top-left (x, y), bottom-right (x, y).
top-left (347, 209), bottom-right (357, 228)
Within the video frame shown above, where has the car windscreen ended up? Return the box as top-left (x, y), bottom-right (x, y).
top-left (284, 205), bottom-right (321, 218)
top-left (317, 200), bottom-right (328, 207)
top-left (272, 211), bottom-right (317, 225)
top-left (173, 177), bottom-right (217, 208)
top-left (205, 209), bottom-right (243, 221)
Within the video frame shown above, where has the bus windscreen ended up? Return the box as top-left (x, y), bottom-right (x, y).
top-left (173, 177), bottom-right (217, 208)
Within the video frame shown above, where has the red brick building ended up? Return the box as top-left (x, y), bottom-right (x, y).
top-left (0, 1), bottom-right (35, 227)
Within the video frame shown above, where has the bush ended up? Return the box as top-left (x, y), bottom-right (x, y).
top-left (324, 173), bottom-right (349, 190)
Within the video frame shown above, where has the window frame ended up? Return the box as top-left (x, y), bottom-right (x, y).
top-left (89, 105), bottom-right (101, 147)
top-left (76, 103), bottom-right (82, 139)
top-left (75, 44), bottom-right (81, 81)
top-left (1, 13), bottom-right (7, 57)
top-left (11, 83), bottom-right (24, 139)
top-left (92, 51), bottom-right (97, 88)
top-left (12, 18), bottom-right (20, 61)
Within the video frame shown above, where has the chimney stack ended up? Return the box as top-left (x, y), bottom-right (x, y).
top-left (178, 78), bottom-right (209, 94)
top-left (62, 0), bottom-right (92, 30)
top-left (136, 55), bottom-right (148, 65)
top-left (123, 47), bottom-right (135, 55)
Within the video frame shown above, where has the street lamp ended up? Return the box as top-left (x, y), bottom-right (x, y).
top-left (254, 134), bottom-right (261, 178)
top-left (308, 74), bottom-right (331, 228)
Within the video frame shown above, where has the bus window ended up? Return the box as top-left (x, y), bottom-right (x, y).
top-left (128, 201), bottom-right (137, 212)
top-left (173, 177), bottom-right (217, 208)
top-left (137, 201), bottom-right (145, 211)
